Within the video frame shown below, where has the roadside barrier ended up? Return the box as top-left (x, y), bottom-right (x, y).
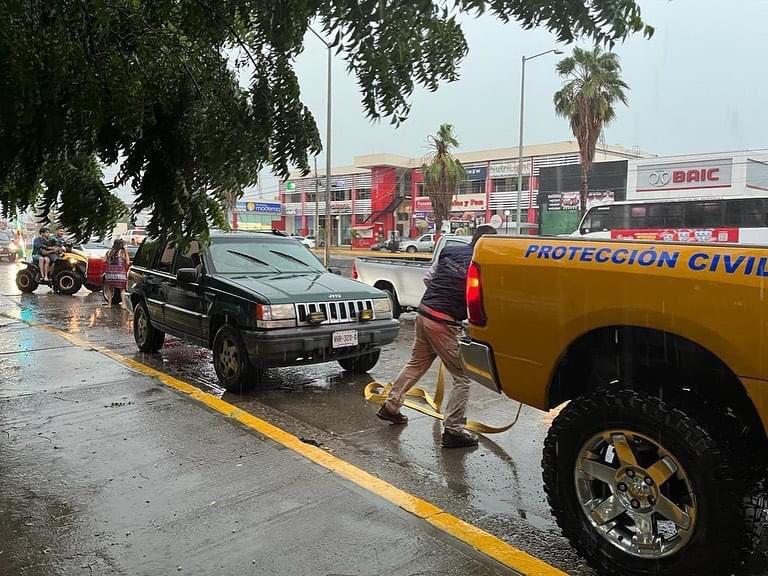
top-left (364, 363), bottom-right (523, 434)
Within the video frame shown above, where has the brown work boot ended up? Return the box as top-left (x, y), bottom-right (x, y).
top-left (441, 429), bottom-right (478, 448)
top-left (376, 405), bottom-right (408, 425)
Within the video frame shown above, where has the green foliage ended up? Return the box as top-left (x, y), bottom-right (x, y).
top-left (422, 123), bottom-right (465, 237)
top-left (0, 1), bottom-right (650, 241)
top-left (554, 46), bottom-right (629, 211)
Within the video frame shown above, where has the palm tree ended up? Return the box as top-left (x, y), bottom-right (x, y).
top-left (422, 124), bottom-right (466, 239)
top-left (554, 47), bottom-right (628, 212)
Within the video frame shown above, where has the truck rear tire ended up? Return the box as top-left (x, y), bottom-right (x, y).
top-left (212, 324), bottom-right (261, 393)
top-left (543, 388), bottom-right (753, 576)
top-left (406, 245), bottom-right (417, 253)
top-left (338, 349), bottom-right (381, 373)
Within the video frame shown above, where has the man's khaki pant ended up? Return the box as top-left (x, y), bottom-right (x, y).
top-left (385, 315), bottom-right (470, 433)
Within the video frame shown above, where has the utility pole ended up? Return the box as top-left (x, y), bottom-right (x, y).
top-left (515, 48), bottom-right (562, 234)
top-left (314, 156), bottom-right (319, 240)
top-left (309, 25), bottom-right (332, 266)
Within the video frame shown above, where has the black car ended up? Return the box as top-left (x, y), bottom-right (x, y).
top-left (125, 231), bottom-right (399, 391)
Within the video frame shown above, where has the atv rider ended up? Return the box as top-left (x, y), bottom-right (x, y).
top-left (32, 227), bottom-right (58, 282)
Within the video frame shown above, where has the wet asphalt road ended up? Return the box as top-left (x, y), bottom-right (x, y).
top-left (0, 259), bottom-right (765, 575)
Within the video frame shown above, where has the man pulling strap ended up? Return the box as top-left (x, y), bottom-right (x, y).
top-left (376, 224), bottom-right (497, 448)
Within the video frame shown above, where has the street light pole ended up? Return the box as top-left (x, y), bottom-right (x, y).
top-left (515, 48), bottom-right (562, 234)
top-left (309, 25), bottom-right (332, 266)
top-left (314, 155), bottom-right (319, 240)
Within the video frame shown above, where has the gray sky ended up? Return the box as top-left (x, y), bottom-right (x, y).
top-left (255, 0), bottom-right (768, 198)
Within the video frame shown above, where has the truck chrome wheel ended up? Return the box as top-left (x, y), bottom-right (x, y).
top-left (216, 336), bottom-right (240, 379)
top-left (575, 430), bottom-right (696, 559)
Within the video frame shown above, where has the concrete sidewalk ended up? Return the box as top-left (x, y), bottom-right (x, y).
top-left (0, 320), bottom-right (518, 576)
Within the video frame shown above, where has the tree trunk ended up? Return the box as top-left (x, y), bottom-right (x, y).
top-left (580, 164), bottom-right (589, 214)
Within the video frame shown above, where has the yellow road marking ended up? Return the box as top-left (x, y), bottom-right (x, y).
top-left (35, 322), bottom-right (566, 576)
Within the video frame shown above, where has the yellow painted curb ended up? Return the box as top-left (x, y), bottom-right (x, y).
top-left (36, 323), bottom-right (566, 576)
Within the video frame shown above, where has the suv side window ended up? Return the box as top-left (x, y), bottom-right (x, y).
top-left (156, 243), bottom-right (176, 273)
top-left (133, 238), bottom-right (160, 268)
top-left (172, 241), bottom-right (201, 273)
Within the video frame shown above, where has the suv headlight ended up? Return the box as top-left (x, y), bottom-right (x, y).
top-left (373, 298), bottom-right (392, 319)
top-left (256, 304), bottom-right (296, 328)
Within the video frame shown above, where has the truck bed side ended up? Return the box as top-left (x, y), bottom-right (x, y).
top-left (469, 236), bottom-right (768, 433)
top-left (354, 257), bottom-right (430, 309)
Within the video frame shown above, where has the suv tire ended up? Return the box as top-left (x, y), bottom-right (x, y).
top-left (338, 349), bottom-right (381, 373)
top-left (543, 388), bottom-right (754, 576)
top-left (134, 300), bottom-right (165, 353)
top-left (212, 324), bottom-right (260, 393)
top-left (405, 245), bottom-right (418, 253)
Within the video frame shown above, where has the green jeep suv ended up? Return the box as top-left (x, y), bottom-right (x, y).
top-left (125, 231), bottom-right (399, 391)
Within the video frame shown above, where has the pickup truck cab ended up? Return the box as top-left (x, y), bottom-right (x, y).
top-left (126, 231), bottom-right (399, 391)
top-left (461, 237), bottom-right (767, 576)
top-left (354, 234), bottom-right (469, 317)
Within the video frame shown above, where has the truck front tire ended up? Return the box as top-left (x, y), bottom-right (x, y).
top-left (543, 388), bottom-right (753, 576)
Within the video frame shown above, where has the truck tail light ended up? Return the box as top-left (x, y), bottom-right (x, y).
top-left (466, 261), bottom-right (486, 326)
top-left (352, 263), bottom-right (358, 280)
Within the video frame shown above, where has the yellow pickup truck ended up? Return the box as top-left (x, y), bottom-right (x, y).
top-left (460, 237), bottom-right (767, 576)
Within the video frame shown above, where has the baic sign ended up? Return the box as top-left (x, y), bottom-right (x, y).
top-left (637, 159), bottom-right (732, 192)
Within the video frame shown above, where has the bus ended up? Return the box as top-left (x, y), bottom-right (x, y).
top-left (574, 196), bottom-right (768, 245)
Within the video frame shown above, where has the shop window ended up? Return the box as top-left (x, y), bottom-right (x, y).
top-left (457, 180), bottom-right (485, 195)
top-left (283, 192), bottom-right (302, 204)
top-left (238, 213), bottom-right (275, 231)
top-left (332, 189), bottom-right (351, 201)
top-left (493, 177), bottom-right (529, 193)
top-left (356, 188), bottom-right (372, 200)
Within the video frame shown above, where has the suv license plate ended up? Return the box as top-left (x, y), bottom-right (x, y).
top-left (332, 330), bottom-right (358, 349)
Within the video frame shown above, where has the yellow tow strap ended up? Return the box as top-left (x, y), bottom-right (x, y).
top-left (364, 363), bottom-right (523, 435)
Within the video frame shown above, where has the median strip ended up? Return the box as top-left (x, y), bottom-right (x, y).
top-left (33, 321), bottom-right (566, 576)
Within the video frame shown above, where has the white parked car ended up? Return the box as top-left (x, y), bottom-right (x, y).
top-left (400, 233), bottom-right (436, 253)
top-left (291, 234), bottom-right (316, 249)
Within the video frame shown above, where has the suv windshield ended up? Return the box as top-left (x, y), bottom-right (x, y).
top-left (208, 238), bottom-right (325, 274)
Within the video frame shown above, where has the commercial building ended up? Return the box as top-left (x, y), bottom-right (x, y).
top-left (626, 151), bottom-right (768, 200)
top-left (279, 141), bottom-right (650, 247)
top-left (536, 150), bottom-right (768, 235)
